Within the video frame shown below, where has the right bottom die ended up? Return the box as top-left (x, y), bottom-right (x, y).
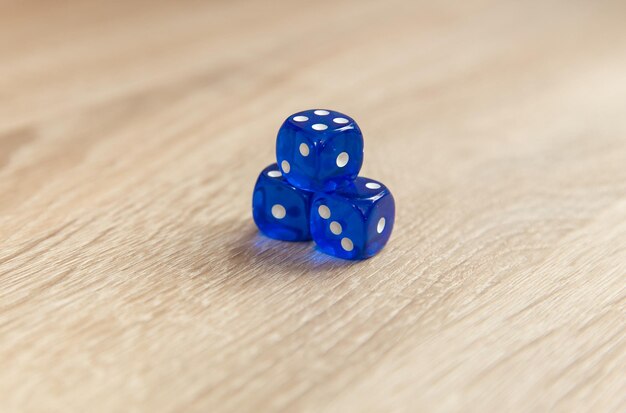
top-left (310, 177), bottom-right (395, 260)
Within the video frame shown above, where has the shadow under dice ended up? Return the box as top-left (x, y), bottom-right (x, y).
top-left (276, 109), bottom-right (364, 192)
top-left (310, 177), bottom-right (395, 260)
top-left (252, 164), bottom-right (313, 241)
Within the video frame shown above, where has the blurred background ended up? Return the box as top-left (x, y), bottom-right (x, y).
top-left (1, 0), bottom-right (625, 412)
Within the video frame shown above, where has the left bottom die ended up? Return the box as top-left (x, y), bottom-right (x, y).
top-left (252, 163), bottom-right (314, 241)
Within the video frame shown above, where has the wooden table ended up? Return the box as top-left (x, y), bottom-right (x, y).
top-left (1, 0), bottom-right (625, 411)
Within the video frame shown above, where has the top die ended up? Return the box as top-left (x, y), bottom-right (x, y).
top-left (276, 109), bottom-right (364, 192)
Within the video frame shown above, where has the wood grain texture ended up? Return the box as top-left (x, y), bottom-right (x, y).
top-left (1, 0), bottom-right (625, 412)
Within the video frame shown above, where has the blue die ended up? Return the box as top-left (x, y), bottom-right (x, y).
top-left (252, 163), bottom-right (313, 241)
top-left (310, 177), bottom-right (395, 260)
top-left (276, 109), bottom-right (364, 192)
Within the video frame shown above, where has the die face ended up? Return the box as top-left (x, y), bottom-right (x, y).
top-left (252, 164), bottom-right (313, 241)
top-left (310, 195), bottom-right (366, 260)
top-left (363, 188), bottom-right (395, 257)
top-left (276, 109), bottom-right (364, 192)
top-left (318, 127), bottom-right (364, 189)
top-left (310, 177), bottom-right (395, 260)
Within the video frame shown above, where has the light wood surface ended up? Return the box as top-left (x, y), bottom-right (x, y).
top-left (1, 0), bottom-right (625, 412)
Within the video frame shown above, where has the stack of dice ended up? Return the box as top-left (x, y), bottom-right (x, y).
top-left (252, 109), bottom-right (395, 260)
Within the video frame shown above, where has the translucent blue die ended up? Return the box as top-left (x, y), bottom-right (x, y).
top-left (310, 177), bottom-right (395, 260)
top-left (276, 109), bottom-right (364, 192)
top-left (252, 163), bottom-right (313, 241)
